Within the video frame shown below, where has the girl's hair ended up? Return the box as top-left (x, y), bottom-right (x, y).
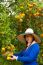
top-left (24, 34), bottom-right (35, 44)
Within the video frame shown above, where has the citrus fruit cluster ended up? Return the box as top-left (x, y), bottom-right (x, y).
top-left (1, 44), bottom-right (15, 60)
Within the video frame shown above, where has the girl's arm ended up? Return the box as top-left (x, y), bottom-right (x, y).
top-left (14, 50), bottom-right (23, 56)
top-left (16, 44), bottom-right (40, 62)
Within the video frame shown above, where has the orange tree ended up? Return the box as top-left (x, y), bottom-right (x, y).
top-left (0, 0), bottom-right (43, 65)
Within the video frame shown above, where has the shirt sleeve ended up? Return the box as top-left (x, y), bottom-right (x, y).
top-left (16, 44), bottom-right (40, 62)
top-left (14, 50), bottom-right (23, 56)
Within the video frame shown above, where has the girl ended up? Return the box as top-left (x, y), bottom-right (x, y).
top-left (10, 28), bottom-right (41, 65)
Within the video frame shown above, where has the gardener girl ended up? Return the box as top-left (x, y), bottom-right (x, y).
top-left (10, 28), bottom-right (41, 65)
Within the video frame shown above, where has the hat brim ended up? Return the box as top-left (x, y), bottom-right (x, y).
top-left (17, 33), bottom-right (41, 43)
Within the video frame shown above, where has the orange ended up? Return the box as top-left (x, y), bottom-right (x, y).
top-left (33, 3), bottom-right (36, 5)
top-left (40, 34), bottom-right (43, 37)
top-left (34, 12), bottom-right (40, 16)
top-left (19, 13), bottom-right (25, 18)
top-left (28, 4), bottom-right (33, 8)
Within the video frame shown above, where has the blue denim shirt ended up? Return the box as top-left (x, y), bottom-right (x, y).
top-left (14, 43), bottom-right (40, 65)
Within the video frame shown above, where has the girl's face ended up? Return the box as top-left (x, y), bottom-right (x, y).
top-left (25, 34), bottom-right (33, 43)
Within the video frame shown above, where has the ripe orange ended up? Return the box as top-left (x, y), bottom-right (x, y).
top-left (40, 34), bottom-right (43, 37)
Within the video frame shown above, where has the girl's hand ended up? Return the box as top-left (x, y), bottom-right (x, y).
top-left (10, 55), bottom-right (17, 60)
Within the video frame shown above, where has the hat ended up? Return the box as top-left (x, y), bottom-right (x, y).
top-left (17, 28), bottom-right (41, 43)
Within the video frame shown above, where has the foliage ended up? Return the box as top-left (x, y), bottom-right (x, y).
top-left (0, 0), bottom-right (43, 65)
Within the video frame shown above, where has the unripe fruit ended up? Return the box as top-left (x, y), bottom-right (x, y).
top-left (2, 48), bottom-right (5, 51)
top-left (7, 56), bottom-right (11, 60)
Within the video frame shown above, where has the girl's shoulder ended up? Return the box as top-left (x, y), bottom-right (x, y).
top-left (29, 43), bottom-right (40, 50)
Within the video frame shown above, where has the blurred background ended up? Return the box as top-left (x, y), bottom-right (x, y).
top-left (0, 0), bottom-right (43, 65)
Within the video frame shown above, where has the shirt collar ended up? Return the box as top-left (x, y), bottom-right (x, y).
top-left (26, 41), bottom-right (37, 49)
top-left (30, 41), bottom-right (37, 46)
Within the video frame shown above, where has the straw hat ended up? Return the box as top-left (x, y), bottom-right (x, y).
top-left (17, 28), bottom-right (41, 43)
